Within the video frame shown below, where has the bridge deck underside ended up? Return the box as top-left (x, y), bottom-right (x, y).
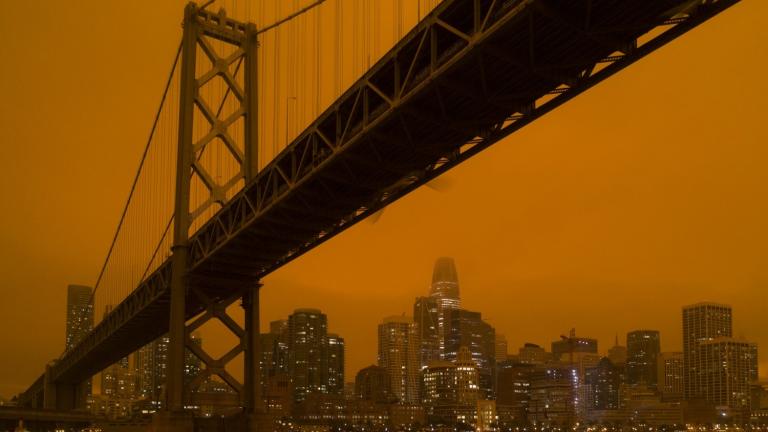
top-left (26, 0), bottom-right (737, 404)
top-left (190, 0), bottom-right (693, 283)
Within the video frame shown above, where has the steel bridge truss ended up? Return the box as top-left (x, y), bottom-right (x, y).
top-left (186, 0), bottom-right (739, 284)
top-left (188, 7), bottom-right (253, 225)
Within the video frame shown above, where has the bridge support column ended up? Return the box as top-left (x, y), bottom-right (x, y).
top-left (243, 283), bottom-right (263, 431)
top-left (42, 365), bottom-right (55, 410)
top-left (155, 3), bottom-right (197, 431)
top-left (43, 365), bottom-right (86, 412)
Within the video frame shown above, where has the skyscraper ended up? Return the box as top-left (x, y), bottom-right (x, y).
top-left (135, 342), bottom-right (154, 401)
top-left (443, 309), bottom-right (496, 398)
top-left (66, 285), bottom-right (93, 351)
top-left (133, 333), bottom-right (204, 410)
top-left (153, 336), bottom-right (169, 406)
top-left (99, 354), bottom-right (137, 419)
top-left (102, 357), bottom-right (130, 397)
top-left (414, 296), bottom-right (440, 369)
top-left (584, 357), bottom-right (622, 411)
top-left (496, 361), bottom-right (534, 426)
top-left (288, 308), bottom-right (329, 403)
top-left (66, 284), bottom-right (94, 406)
top-left (378, 316), bottom-right (421, 404)
top-left (327, 333), bottom-right (345, 396)
top-left (430, 257), bottom-right (460, 307)
top-left (260, 320), bottom-right (290, 400)
top-left (626, 330), bottom-right (661, 387)
top-left (698, 338), bottom-right (758, 413)
top-left (184, 333), bottom-right (202, 388)
top-left (430, 257), bottom-right (460, 357)
top-left (682, 302), bottom-right (732, 400)
top-left (657, 352), bottom-right (684, 402)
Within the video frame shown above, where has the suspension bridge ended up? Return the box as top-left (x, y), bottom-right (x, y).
top-left (14, 0), bottom-right (740, 430)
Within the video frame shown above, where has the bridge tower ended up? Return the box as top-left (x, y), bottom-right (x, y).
top-left (156, 2), bottom-right (261, 431)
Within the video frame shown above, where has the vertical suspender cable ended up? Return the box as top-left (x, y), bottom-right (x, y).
top-left (89, 41), bottom-right (182, 307)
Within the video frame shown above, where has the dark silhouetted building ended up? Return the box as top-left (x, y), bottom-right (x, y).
top-left (551, 329), bottom-right (597, 362)
top-left (260, 319), bottom-right (290, 402)
top-left (698, 337), bottom-right (758, 415)
top-left (326, 333), bottom-right (345, 395)
top-left (626, 330), bottom-right (661, 388)
top-left (584, 357), bottom-right (622, 411)
top-left (288, 308), bottom-right (330, 403)
top-left (414, 296), bottom-right (440, 369)
top-left (496, 334), bottom-right (508, 363)
top-left (528, 364), bottom-right (579, 427)
top-left (66, 285), bottom-right (93, 351)
top-left (607, 335), bottom-right (628, 366)
top-left (444, 308), bottom-right (496, 398)
top-left (135, 342), bottom-right (154, 402)
top-left (517, 343), bottom-right (551, 365)
top-left (657, 352), bottom-right (684, 402)
top-left (496, 361), bottom-right (534, 426)
top-left (65, 284), bottom-right (93, 405)
top-left (355, 365), bottom-right (392, 403)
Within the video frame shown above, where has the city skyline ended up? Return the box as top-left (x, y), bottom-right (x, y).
top-left (1, 0), bottom-right (767, 422)
top-left (5, 256), bottom-right (764, 403)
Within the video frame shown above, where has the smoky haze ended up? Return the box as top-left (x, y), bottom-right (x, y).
top-left (0, 0), bottom-right (766, 399)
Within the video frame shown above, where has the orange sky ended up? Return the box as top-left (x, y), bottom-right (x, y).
top-left (0, 1), bottom-right (766, 398)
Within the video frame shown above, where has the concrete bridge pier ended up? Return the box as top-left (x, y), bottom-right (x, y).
top-left (42, 365), bottom-right (88, 411)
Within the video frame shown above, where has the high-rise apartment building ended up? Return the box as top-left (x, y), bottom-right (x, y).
top-left (260, 320), bottom-right (290, 400)
top-left (698, 338), bottom-right (758, 413)
top-left (288, 308), bottom-right (329, 403)
top-left (584, 357), bottom-right (622, 411)
top-left (378, 316), bottom-right (421, 404)
top-left (65, 284), bottom-right (94, 405)
top-left (135, 343), bottom-right (155, 401)
top-left (327, 333), bottom-right (345, 396)
top-left (66, 285), bottom-right (93, 351)
top-left (657, 352), bottom-right (684, 402)
top-left (626, 330), bottom-right (661, 387)
top-left (102, 357), bottom-right (130, 397)
top-left (682, 303), bottom-right (732, 400)
top-left (131, 332), bottom-right (203, 410)
top-left (496, 361), bottom-right (534, 426)
top-left (443, 309), bottom-right (496, 398)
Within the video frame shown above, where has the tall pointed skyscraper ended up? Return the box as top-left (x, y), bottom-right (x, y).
top-left (430, 257), bottom-right (460, 307)
top-left (429, 257), bottom-right (460, 359)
